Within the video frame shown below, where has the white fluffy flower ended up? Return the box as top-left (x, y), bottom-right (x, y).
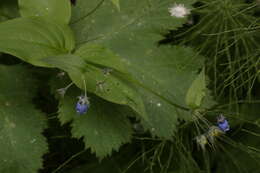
top-left (168, 4), bottom-right (190, 18)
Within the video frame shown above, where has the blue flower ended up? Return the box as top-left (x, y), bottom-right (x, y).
top-left (218, 120), bottom-right (230, 132)
top-left (217, 115), bottom-right (230, 132)
top-left (76, 96), bottom-right (89, 115)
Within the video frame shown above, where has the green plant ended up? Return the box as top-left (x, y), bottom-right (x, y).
top-left (169, 0), bottom-right (260, 103)
top-left (0, 0), bottom-right (259, 173)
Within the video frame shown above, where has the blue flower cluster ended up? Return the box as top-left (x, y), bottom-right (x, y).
top-left (76, 96), bottom-right (89, 115)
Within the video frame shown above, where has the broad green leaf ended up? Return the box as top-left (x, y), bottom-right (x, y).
top-left (0, 17), bottom-right (75, 67)
top-left (75, 43), bottom-right (127, 73)
top-left (95, 19), bottom-right (215, 137)
top-left (19, 0), bottom-right (71, 24)
top-left (132, 45), bottom-right (204, 138)
top-left (59, 88), bottom-right (133, 158)
top-left (70, 0), bottom-right (204, 138)
top-left (71, 0), bottom-right (195, 45)
top-left (111, 0), bottom-right (120, 11)
top-left (99, 29), bottom-right (204, 137)
top-left (185, 68), bottom-right (206, 109)
top-left (0, 65), bottom-right (47, 173)
top-left (41, 54), bottom-right (86, 75)
top-left (88, 30), bottom-right (205, 138)
top-left (42, 54), bottom-right (147, 120)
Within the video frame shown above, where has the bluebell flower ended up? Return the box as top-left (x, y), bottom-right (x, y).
top-left (217, 114), bottom-right (230, 132)
top-left (76, 96), bottom-right (89, 115)
top-left (218, 120), bottom-right (230, 132)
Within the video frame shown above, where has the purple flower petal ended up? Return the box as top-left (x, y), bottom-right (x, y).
top-left (218, 120), bottom-right (230, 132)
top-left (76, 102), bottom-right (88, 115)
top-left (76, 95), bottom-right (90, 115)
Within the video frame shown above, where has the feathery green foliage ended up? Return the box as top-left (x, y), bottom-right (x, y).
top-left (170, 0), bottom-right (260, 103)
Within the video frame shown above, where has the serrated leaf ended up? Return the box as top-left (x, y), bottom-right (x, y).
top-left (43, 54), bottom-right (147, 120)
top-left (103, 31), bottom-right (205, 137)
top-left (185, 68), bottom-right (206, 109)
top-left (132, 45), bottom-right (204, 138)
top-left (71, 0), bottom-right (195, 44)
top-left (0, 65), bottom-right (47, 173)
top-left (70, 0), bottom-right (204, 138)
top-left (103, 27), bottom-right (206, 139)
top-left (0, 17), bottom-right (75, 67)
top-left (98, 27), bottom-right (204, 137)
top-left (59, 88), bottom-right (133, 158)
top-left (19, 0), bottom-right (71, 24)
top-left (99, 21), bottom-right (211, 137)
